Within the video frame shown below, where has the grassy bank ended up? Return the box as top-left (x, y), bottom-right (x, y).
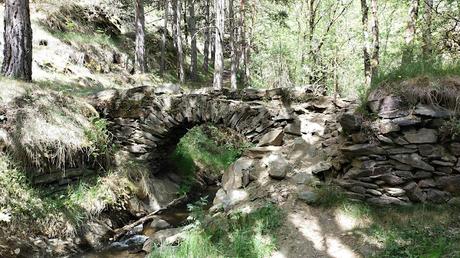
top-left (315, 186), bottom-right (460, 258)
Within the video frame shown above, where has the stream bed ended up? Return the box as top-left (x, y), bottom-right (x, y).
top-left (76, 187), bottom-right (218, 258)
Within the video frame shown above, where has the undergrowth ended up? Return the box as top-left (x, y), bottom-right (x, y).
top-left (170, 124), bottom-right (251, 195)
top-left (315, 185), bottom-right (460, 258)
top-left (149, 203), bottom-right (283, 258)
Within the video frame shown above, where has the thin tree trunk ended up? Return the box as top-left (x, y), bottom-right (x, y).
top-left (239, 0), bottom-right (247, 86)
top-left (229, 0), bottom-right (238, 89)
top-left (370, 0), bottom-right (379, 81)
top-left (135, 0), bottom-right (146, 73)
top-left (160, 0), bottom-right (169, 75)
top-left (203, 0), bottom-right (211, 72)
top-left (422, 0), bottom-right (433, 59)
top-left (213, 0), bottom-right (225, 89)
top-left (402, 0), bottom-right (419, 64)
top-left (2, 0), bottom-right (33, 81)
top-left (188, 0), bottom-right (197, 80)
top-left (360, 0), bottom-right (372, 88)
top-left (175, 0), bottom-right (185, 83)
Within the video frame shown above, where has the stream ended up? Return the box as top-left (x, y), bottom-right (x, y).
top-left (76, 186), bottom-right (218, 258)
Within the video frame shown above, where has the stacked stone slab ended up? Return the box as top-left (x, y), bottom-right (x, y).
top-left (339, 94), bottom-right (460, 205)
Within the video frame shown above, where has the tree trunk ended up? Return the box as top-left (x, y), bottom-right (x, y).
top-left (203, 0), bottom-right (211, 72)
top-left (370, 0), bottom-right (379, 81)
top-left (229, 0), bottom-right (238, 89)
top-left (402, 0), bottom-right (419, 64)
top-left (2, 0), bottom-right (32, 81)
top-left (135, 0), bottom-right (146, 73)
top-left (175, 0), bottom-right (185, 83)
top-left (422, 0), bottom-right (433, 59)
top-left (360, 0), bottom-right (372, 88)
top-left (213, 0), bottom-right (225, 90)
top-left (239, 0), bottom-right (247, 86)
top-left (188, 0), bottom-right (197, 80)
top-left (160, 0), bottom-right (169, 75)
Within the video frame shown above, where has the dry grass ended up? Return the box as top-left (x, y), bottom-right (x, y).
top-left (0, 78), bottom-right (100, 174)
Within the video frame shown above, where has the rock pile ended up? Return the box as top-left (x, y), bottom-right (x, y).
top-left (339, 94), bottom-right (460, 205)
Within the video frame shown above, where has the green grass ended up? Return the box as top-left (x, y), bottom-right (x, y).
top-left (170, 124), bottom-right (251, 195)
top-left (315, 185), bottom-right (460, 258)
top-left (356, 59), bottom-right (460, 115)
top-left (149, 204), bottom-right (283, 258)
top-left (371, 60), bottom-right (460, 90)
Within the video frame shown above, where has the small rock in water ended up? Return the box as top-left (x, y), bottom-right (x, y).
top-left (298, 191), bottom-right (319, 205)
top-left (110, 235), bottom-right (149, 251)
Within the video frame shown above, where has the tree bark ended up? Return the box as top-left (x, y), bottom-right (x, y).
top-left (360, 0), bottom-right (372, 88)
top-left (174, 0), bottom-right (185, 83)
top-left (135, 0), bottom-right (146, 73)
top-left (203, 0), bottom-right (211, 72)
top-left (2, 0), bottom-right (32, 81)
top-left (160, 0), bottom-right (170, 75)
top-left (229, 0), bottom-right (238, 89)
top-left (370, 0), bottom-right (379, 81)
top-left (402, 0), bottom-right (419, 64)
top-left (213, 0), bottom-right (225, 90)
top-left (188, 0), bottom-right (197, 80)
top-left (239, 0), bottom-right (247, 86)
top-left (422, 0), bottom-right (433, 59)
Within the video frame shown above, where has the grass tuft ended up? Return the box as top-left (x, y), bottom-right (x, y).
top-left (149, 204), bottom-right (283, 258)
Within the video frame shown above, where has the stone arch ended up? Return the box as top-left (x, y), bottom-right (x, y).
top-left (93, 86), bottom-right (296, 209)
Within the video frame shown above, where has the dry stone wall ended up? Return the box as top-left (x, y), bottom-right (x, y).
top-left (338, 95), bottom-right (460, 205)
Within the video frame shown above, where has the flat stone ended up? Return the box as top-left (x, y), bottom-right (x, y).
top-left (373, 95), bottom-right (409, 119)
top-left (298, 191), bottom-right (319, 205)
top-left (341, 144), bottom-right (385, 158)
top-left (432, 160), bottom-right (455, 167)
top-left (403, 128), bottom-right (438, 144)
top-left (366, 189), bottom-right (383, 196)
top-left (292, 172), bottom-right (315, 185)
top-left (393, 170), bottom-right (413, 180)
top-left (391, 153), bottom-right (434, 171)
top-left (384, 187), bottom-right (406, 197)
top-left (404, 182), bottom-right (426, 202)
top-left (377, 120), bottom-right (400, 134)
top-left (391, 115), bottom-right (421, 126)
top-left (394, 137), bottom-right (409, 145)
top-left (257, 128), bottom-right (284, 147)
top-left (418, 145), bottom-right (444, 158)
top-left (436, 175), bottom-right (460, 194)
top-left (414, 171), bottom-right (432, 179)
top-left (384, 147), bottom-right (417, 155)
top-left (370, 174), bottom-right (405, 186)
top-left (419, 179), bottom-right (436, 188)
top-left (368, 195), bottom-right (406, 205)
top-left (414, 103), bottom-right (453, 118)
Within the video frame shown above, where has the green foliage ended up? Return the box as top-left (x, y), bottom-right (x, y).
top-left (85, 117), bottom-right (116, 170)
top-left (149, 204), bottom-right (283, 258)
top-left (170, 124), bottom-right (251, 195)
